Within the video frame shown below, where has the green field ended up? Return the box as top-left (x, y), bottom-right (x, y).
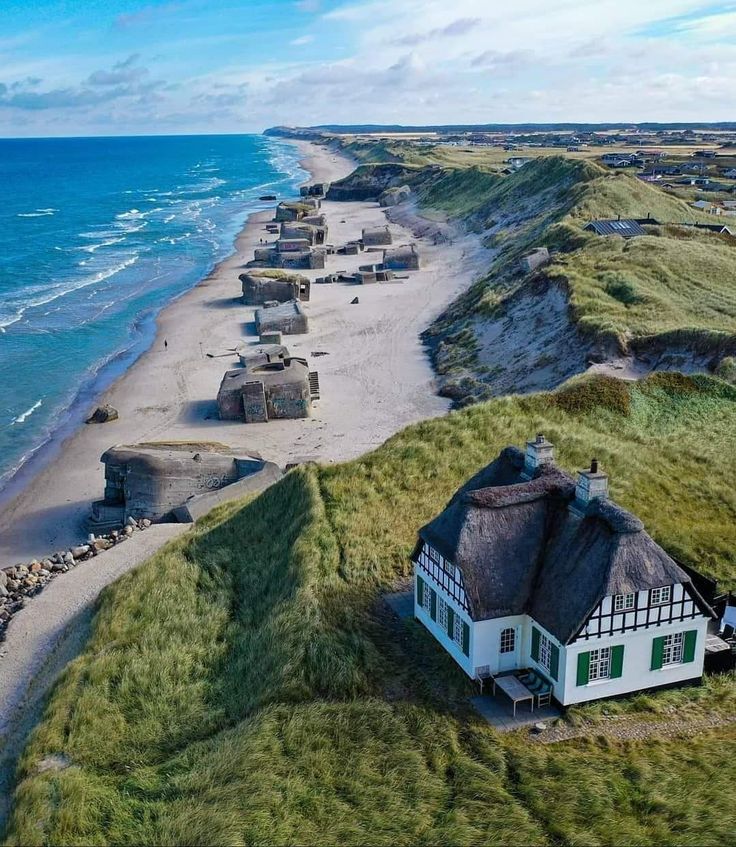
top-left (5, 374), bottom-right (736, 846)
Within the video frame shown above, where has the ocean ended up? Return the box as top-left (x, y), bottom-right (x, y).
top-left (0, 133), bottom-right (306, 495)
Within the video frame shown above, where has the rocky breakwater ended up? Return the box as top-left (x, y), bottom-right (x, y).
top-left (0, 517), bottom-right (152, 642)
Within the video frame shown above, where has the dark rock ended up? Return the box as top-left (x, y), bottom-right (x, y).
top-left (86, 405), bottom-right (119, 424)
top-left (350, 297), bottom-right (359, 305)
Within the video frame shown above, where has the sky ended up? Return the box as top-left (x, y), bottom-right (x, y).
top-left (1, 0), bottom-right (735, 136)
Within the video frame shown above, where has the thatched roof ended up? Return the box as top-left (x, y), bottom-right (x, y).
top-left (416, 447), bottom-right (714, 643)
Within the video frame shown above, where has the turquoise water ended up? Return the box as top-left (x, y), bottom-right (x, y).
top-left (0, 134), bottom-right (305, 493)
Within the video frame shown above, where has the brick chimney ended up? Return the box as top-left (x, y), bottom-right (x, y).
top-left (571, 458), bottom-right (609, 514)
top-left (521, 433), bottom-right (554, 480)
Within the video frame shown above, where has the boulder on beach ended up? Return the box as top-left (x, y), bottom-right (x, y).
top-left (86, 405), bottom-right (119, 424)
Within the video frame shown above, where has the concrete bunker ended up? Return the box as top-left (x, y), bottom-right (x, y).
top-left (362, 226), bottom-right (393, 247)
top-left (355, 263), bottom-right (395, 284)
top-left (89, 442), bottom-right (276, 529)
top-left (255, 300), bottom-right (309, 335)
top-left (241, 271), bottom-right (311, 305)
top-left (217, 352), bottom-right (319, 423)
top-left (520, 247), bottom-right (551, 274)
top-left (383, 244), bottom-right (420, 271)
top-left (280, 221), bottom-right (328, 246)
top-left (249, 245), bottom-right (326, 270)
top-left (300, 182), bottom-right (330, 198)
top-left (274, 201), bottom-right (314, 223)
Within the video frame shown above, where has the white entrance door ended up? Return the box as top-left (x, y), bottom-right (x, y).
top-left (498, 626), bottom-right (518, 672)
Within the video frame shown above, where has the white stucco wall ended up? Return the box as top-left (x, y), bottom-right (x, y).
top-left (414, 566), bottom-right (711, 706)
top-left (562, 616), bottom-right (709, 705)
top-left (472, 615), bottom-right (527, 677)
top-left (414, 563), bottom-right (473, 677)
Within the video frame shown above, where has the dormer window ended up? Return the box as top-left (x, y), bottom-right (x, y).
top-left (614, 593), bottom-right (635, 612)
top-left (650, 586), bottom-right (672, 606)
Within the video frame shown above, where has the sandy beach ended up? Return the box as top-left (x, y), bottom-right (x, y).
top-left (0, 140), bottom-right (488, 566)
top-left (0, 138), bottom-right (492, 829)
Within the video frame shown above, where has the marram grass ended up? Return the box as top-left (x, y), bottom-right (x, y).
top-left (4, 374), bottom-right (736, 846)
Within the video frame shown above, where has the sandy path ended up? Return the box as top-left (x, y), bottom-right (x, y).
top-left (0, 524), bottom-right (187, 830)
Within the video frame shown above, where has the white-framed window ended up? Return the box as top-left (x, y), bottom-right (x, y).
top-left (662, 632), bottom-right (684, 665)
top-left (500, 627), bottom-right (515, 654)
top-left (453, 614), bottom-right (463, 647)
top-left (588, 647), bottom-right (612, 681)
top-left (539, 633), bottom-right (552, 671)
top-left (422, 585), bottom-right (433, 615)
top-left (438, 598), bottom-right (448, 630)
top-left (650, 586), bottom-right (672, 606)
top-left (614, 593), bottom-right (636, 612)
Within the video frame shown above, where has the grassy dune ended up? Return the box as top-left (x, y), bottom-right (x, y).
top-left (550, 230), bottom-right (736, 346)
top-left (402, 155), bottom-right (736, 401)
top-left (5, 374), bottom-right (736, 846)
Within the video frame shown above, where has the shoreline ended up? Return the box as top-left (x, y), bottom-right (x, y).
top-left (0, 139), bottom-right (489, 567)
top-left (0, 139), bottom-right (491, 828)
top-left (0, 139), bottom-right (310, 520)
top-left (0, 140), bottom-right (315, 563)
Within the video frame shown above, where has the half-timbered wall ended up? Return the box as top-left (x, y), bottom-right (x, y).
top-left (414, 542), bottom-right (469, 613)
top-left (573, 583), bottom-right (703, 642)
top-left (413, 558), bottom-right (474, 677)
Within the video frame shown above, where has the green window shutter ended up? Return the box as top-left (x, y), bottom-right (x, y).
top-left (549, 644), bottom-right (560, 681)
top-left (531, 627), bottom-right (540, 662)
top-left (576, 652), bottom-right (590, 686)
top-left (610, 645), bottom-right (625, 679)
top-left (462, 621), bottom-right (470, 656)
top-left (651, 636), bottom-right (665, 670)
top-left (683, 630), bottom-right (698, 663)
top-left (416, 576), bottom-right (424, 607)
top-left (430, 590), bottom-right (437, 622)
top-left (447, 607), bottom-right (455, 639)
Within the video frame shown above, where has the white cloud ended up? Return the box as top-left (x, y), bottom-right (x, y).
top-left (2, 0), bottom-right (735, 135)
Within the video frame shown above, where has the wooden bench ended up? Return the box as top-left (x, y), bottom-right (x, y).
top-left (517, 670), bottom-right (552, 707)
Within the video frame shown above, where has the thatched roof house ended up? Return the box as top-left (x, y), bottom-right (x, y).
top-left (411, 436), bottom-right (716, 706)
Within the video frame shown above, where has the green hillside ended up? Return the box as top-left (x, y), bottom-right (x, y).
top-left (411, 156), bottom-right (736, 402)
top-left (5, 374), bottom-right (736, 846)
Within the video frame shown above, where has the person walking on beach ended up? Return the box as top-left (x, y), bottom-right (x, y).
top-left (164, 339), bottom-right (168, 350)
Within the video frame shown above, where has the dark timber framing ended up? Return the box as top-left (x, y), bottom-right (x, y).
top-left (415, 542), bottom-right (469, 613)
top-left (572, 582), bottom-right (706, 643)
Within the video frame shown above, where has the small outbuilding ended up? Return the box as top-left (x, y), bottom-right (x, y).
top-left (241, 271), bottom-right (311, 305)
top-left (383, 243), bottom-right (420, 271)
top-left (584, 219), bottom-right (647, 238)
top-left (362, 226), bottom-right (393, 247)
top-left (255, 300), bottom-right (309, 335)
